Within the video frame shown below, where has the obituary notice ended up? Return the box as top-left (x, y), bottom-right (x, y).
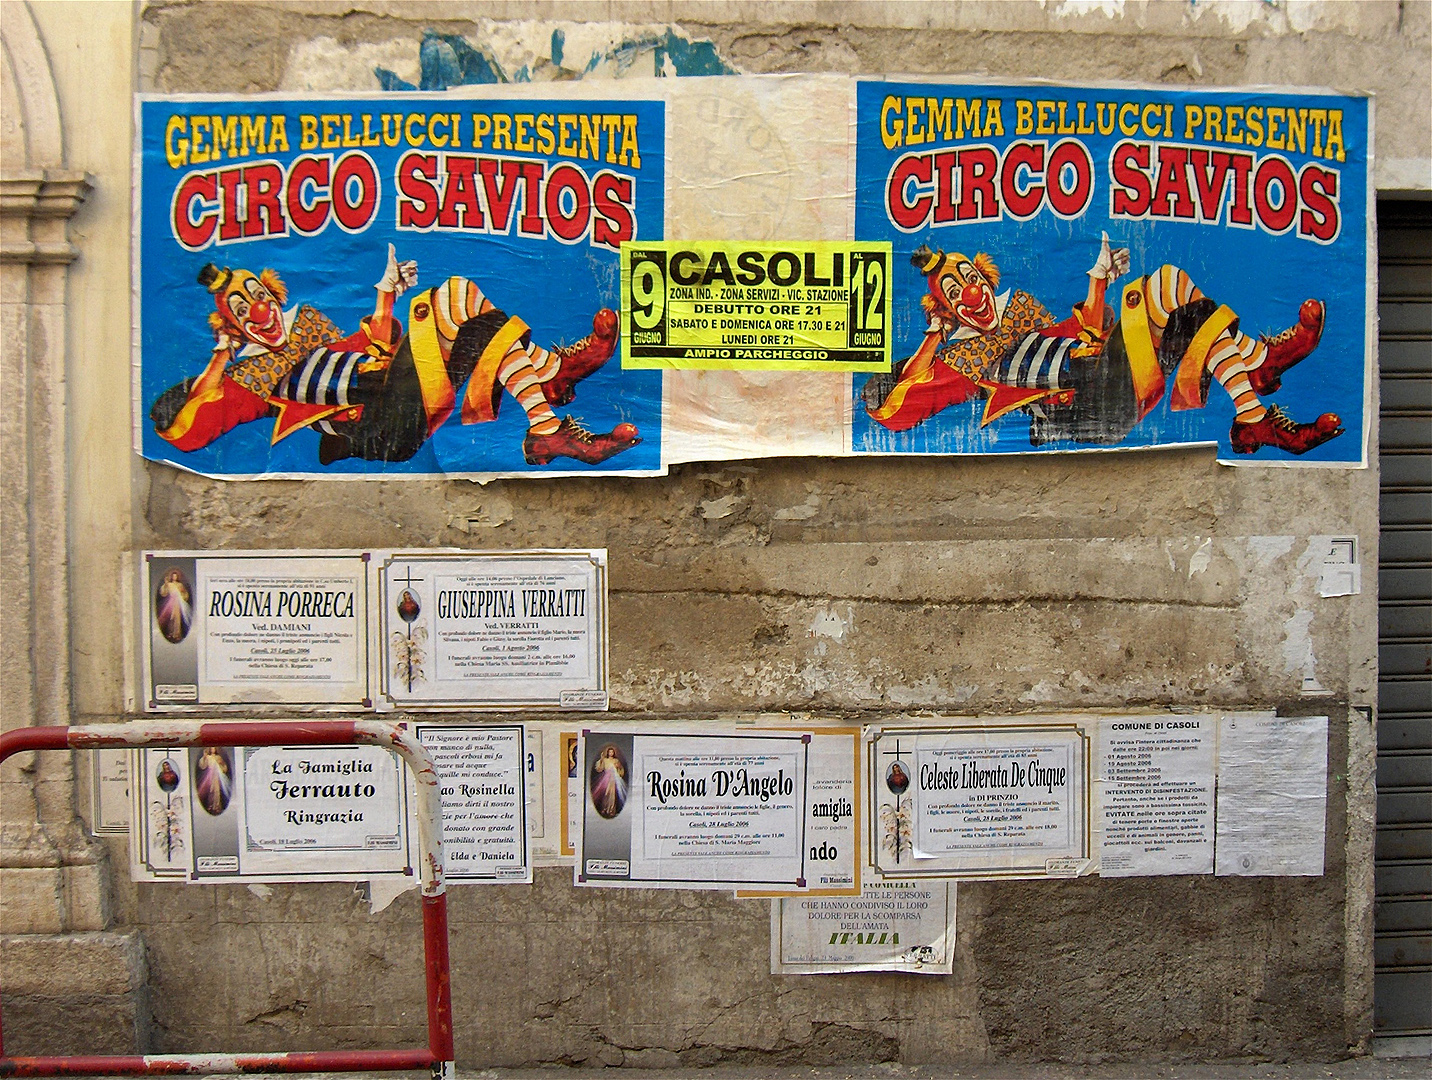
top-left (561, 730), bottom-right (581, 858)
top-left (1215, 714), bottom-right (1328, 876)
top-left (92, 749), bottom-right (131, 835)
top-left (189, 744), bottom-right (413, 882)
top-left (1098, 716), bottom-right (1215, 876)
top-left (578, 730), bottom-right (826, 892)
top-left (130, 747), bottom-right (192, 880)
top-left (870, 725), bottom-right (1090, 879)
top-left (142, 551), bottom-right (370, 710)
top-left (377, 550), bottom-right (607, 710)
top-left (773, 881), bottom-right (955, 974)
top-left (737, 728), bottom-right (862, 897)
top-left (415, 724), bottom-right (530, 883)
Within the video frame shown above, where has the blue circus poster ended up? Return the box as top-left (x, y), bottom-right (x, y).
top-left (135, 94), bottom-right (664, 477)
top-left (852, 80), bottom-right (1370, 465)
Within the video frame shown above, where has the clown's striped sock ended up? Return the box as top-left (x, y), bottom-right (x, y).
top-left (431, 277), bottom-right (492, 349)
top-left (1208, 333), bottom-right (1268, 423)
top-left (431, 276), bottom-right (562, 385)
top-left (526, 343), bottom-right (560, 383)
top-left (1145, 265), bottom-right (1202, 335)
top-left (497, 350), bottom-right (560, 434)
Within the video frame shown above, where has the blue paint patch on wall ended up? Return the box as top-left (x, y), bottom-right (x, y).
top-left (375, 25), bottom-right (734, 89)
top-left (654, 29), bottom-right (734, 76)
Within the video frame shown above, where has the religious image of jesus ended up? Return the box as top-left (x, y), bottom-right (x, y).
top-left (155, 568), bottom-right (193, 644)
top-left (590, 744), bottom-right (628, 820)
top-left (195, 746), bottom-right (233, 816)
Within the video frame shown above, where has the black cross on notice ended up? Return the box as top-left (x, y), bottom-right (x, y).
top-left (881, 737), bottom-right (911, 863)
top-left (393, 563), bottom-right (422, 596)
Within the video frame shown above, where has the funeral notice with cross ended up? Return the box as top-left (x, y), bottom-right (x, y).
top-left (871, 725), bottom-right (1090, 879)
top-left (376, 550), bottom-right (608, 711)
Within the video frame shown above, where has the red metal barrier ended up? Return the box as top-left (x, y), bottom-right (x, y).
top-left (0, 721), bottom-right (454, 1079)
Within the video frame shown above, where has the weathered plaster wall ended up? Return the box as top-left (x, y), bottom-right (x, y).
top-left (27, 0), bottom-right (1430, 1066)
top-left (120, 458), bottom-right (1374, 1065)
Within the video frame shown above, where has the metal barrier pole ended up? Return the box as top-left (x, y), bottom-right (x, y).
top-left (0, 721), bottom-right (455, 1079)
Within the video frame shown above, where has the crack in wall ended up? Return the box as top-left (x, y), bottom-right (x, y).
top-left (612, 587), bottom-right (1243, 610)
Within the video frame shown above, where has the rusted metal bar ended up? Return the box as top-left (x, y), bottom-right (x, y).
top-left (0, 1048), bottom-right (435, 1076)
top-left (0, 721), bottom-right (455, 1079)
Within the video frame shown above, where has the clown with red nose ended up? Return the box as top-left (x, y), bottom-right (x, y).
top-left (861, 234), bottom-right (1340, 455)
top-left (150, 245), bottom-right (638, 467)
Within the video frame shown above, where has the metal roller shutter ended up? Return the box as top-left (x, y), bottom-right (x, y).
top-left (1374, 200), bottom-right (1432, 1044)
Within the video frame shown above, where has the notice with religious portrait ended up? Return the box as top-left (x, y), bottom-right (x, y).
top-left (578, 729), bottom-right (831, 892)
top-left (187, 743), bottom-right (413, 882)
top-left (870, 724), bottom-right (1091, 879)
top-left (141, 551), bottom-right (371, 710)
top-left (130, 748), bottom-right (193, 880)
top-left (561, 729), bottom-right (581, 858)
top-left (375, 549), bottom-right (607, 710)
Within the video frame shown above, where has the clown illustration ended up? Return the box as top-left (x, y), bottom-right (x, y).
top-left (149, 245), bottom-right (639, 467)
top-left (861, 236), bottom-right (1342, 455)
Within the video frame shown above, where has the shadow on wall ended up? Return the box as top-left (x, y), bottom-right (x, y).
top-left (375, 27), bottom-right (734, 89)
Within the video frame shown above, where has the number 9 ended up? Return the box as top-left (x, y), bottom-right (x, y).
top-left (630, 258), bottom-right (665, 330)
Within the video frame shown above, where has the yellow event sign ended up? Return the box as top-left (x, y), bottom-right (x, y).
top-left (620, 241), bottom-right (892, 371)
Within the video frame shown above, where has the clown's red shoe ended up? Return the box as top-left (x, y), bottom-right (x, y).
top-left (1230, 405), bottom-right (1343, 455)
top-left (523, 416), bottom-right (640, 465)
top-left (541, 309), bottom-right (618, 407)
top-left (1250, 299), bottom-right (1324, 395)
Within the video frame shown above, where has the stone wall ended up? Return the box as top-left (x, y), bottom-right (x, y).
top-left (6, 0), bottom-right (1430, 1066)
top-left (1, 0), bottom-right (148, 1054)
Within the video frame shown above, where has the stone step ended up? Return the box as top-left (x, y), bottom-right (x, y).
top-left (0, 930), bottom-right (148, 1054)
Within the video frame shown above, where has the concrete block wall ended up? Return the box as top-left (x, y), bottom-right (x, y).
top-left (10, 0), bottom-right (1428, 1066)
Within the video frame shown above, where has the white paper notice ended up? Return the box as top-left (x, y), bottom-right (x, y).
top-left (773, 882), bottom-right (955, 975)
top-left (871, 726), bottom-right (1089, 878)
top-left (415, 725), bottom-right (530, 883)
top-left (561, 730), bottom-right (580, 859)
top-left (1098, 717), bottom-right (1215, 876)
top-left (578, 730), bottom-right (815, 891)
top-left (864, 724), bottom-right (1088, 876)
top-left (199, 572), bottom-right (362, 687)
top-left (914, 737), bottom-right (1079, 858)
top-left (130, 748), bottom-right (191, 880)
top-left (142, 551), bottom-right (370, 710)
top-left (376, 550), bottom-right (607, 710)
top-left (1312, 536), bottom-right (1361, 597)
top-left (92, 749), bottom-right (131, 835)
top-left (738, 728), bottom-right (862, 897)
top-left (637, 739), bottom-right (803, 877)
top-left (190, 744), bottom-right (413, 882)
top-left (1215, 714), bottom-right (1328, 876)
top-left (526, 727), bottom-right (546, 841)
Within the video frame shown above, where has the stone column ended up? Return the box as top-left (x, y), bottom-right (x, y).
top-left (0, 0), bottom-right (147, 1053)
